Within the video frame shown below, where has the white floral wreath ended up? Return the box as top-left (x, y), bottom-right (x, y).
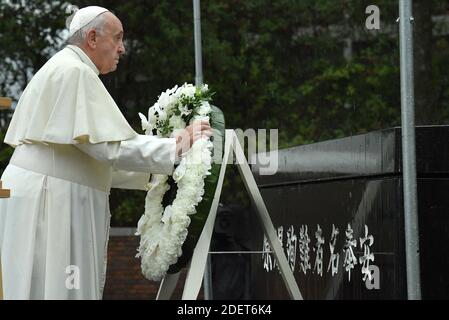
top-left (136, 83), bottom-right (213, 281)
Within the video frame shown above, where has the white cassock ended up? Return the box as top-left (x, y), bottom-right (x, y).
top-left (0, 45), bottom-right (176, 299)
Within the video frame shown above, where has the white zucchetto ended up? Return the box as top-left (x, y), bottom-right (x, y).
top-left (68, 6), bottom-right (109, 38)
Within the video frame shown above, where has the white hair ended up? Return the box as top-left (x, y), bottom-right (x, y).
top-left (66, 13), bottom-right (108, 45)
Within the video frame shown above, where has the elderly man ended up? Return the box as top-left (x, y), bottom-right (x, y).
top-left (0, 6), bottom-right (211, 299)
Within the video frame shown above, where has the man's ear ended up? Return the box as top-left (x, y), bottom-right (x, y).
top-left (86, 29), bottom-right (97, 49)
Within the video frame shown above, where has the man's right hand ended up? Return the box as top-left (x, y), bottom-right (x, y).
top-left (175, 120), bottom-right (213, 158)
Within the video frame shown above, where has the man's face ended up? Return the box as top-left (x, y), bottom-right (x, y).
top-left (93, 12), bottom-right (126, 74)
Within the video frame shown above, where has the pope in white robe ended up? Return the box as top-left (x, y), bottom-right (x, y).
top-left (0, 6), bottom-right (210, 299)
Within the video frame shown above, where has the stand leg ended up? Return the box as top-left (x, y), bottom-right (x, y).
top-left (181, 129), bottom-right (231, 300)
top-left (181, 210), bottom-right (218, 300)
top-left (180, 130), bottom-right (303, 300)
top-left (231, 130), bottom-right (303, 300)
top-left (0, 259), bottom-right (3, 300)
top-left (156, 272), bottom-right (181, 300)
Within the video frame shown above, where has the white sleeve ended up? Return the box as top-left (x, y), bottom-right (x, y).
top-left (75, 134), bottom-right (177, 175)
top-left (111, 170), bottom-right (151, 190)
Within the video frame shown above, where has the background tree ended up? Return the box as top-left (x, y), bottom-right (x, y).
top-left (0, 0), bottom-right (68, 98)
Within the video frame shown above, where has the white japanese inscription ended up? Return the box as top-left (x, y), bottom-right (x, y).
top-left (286, 225), bottom-right (297, 272)
top-left (313, 224), bottom-right (325, 276)
top-left (327, 224), bottom-right (340, 276)
top-left (261, 222), bottom-right (377, 288)
top-left (262, 235), bottom-right (273, 272)
top-left (273, 226), bottom-right (284, 269)
top-left (299, 225), bottom-right (311, 274)
top-left (343, 223), bottom-right (358, 281)
top-left (262, 226), bottom-right (284, 272)
top-left (359, 225), bottom-right (375, 281)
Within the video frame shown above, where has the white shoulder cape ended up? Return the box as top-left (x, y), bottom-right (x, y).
top-left (4, 45), bottom-right (137, 147)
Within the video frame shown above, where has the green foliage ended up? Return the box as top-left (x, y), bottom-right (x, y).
top-left (0, 0), bottom-right (68, 98)
top-left (109, 188), bottom-right (146, 227)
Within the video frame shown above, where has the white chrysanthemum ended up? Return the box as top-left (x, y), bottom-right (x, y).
top-left (180, 83), bottom-right (196, 98)
top-left (153, 102), bottom-right (161, 113)
top-left (157, 92), bottom-right (170, 108)
top-left (137, 83), bottom-right (214, 281)
top-left (197, 101), bottom-right (211, 115)
top-left (173, 159), bottom-right (187, 182)
top-left (157, 89), bottom-right (177, 113)
top-left (166, 84), bottom-right (178, 96)
top-left (169, 115), bottom-right (186, 130)
top-left (158, 109), bottom-right (167, 121)
top-left (178, 103), bottom-right (192, 117)
top-left (148, 108), bottom-right (157, 127)
top-left (138, 113), bottom-right (150, 134)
